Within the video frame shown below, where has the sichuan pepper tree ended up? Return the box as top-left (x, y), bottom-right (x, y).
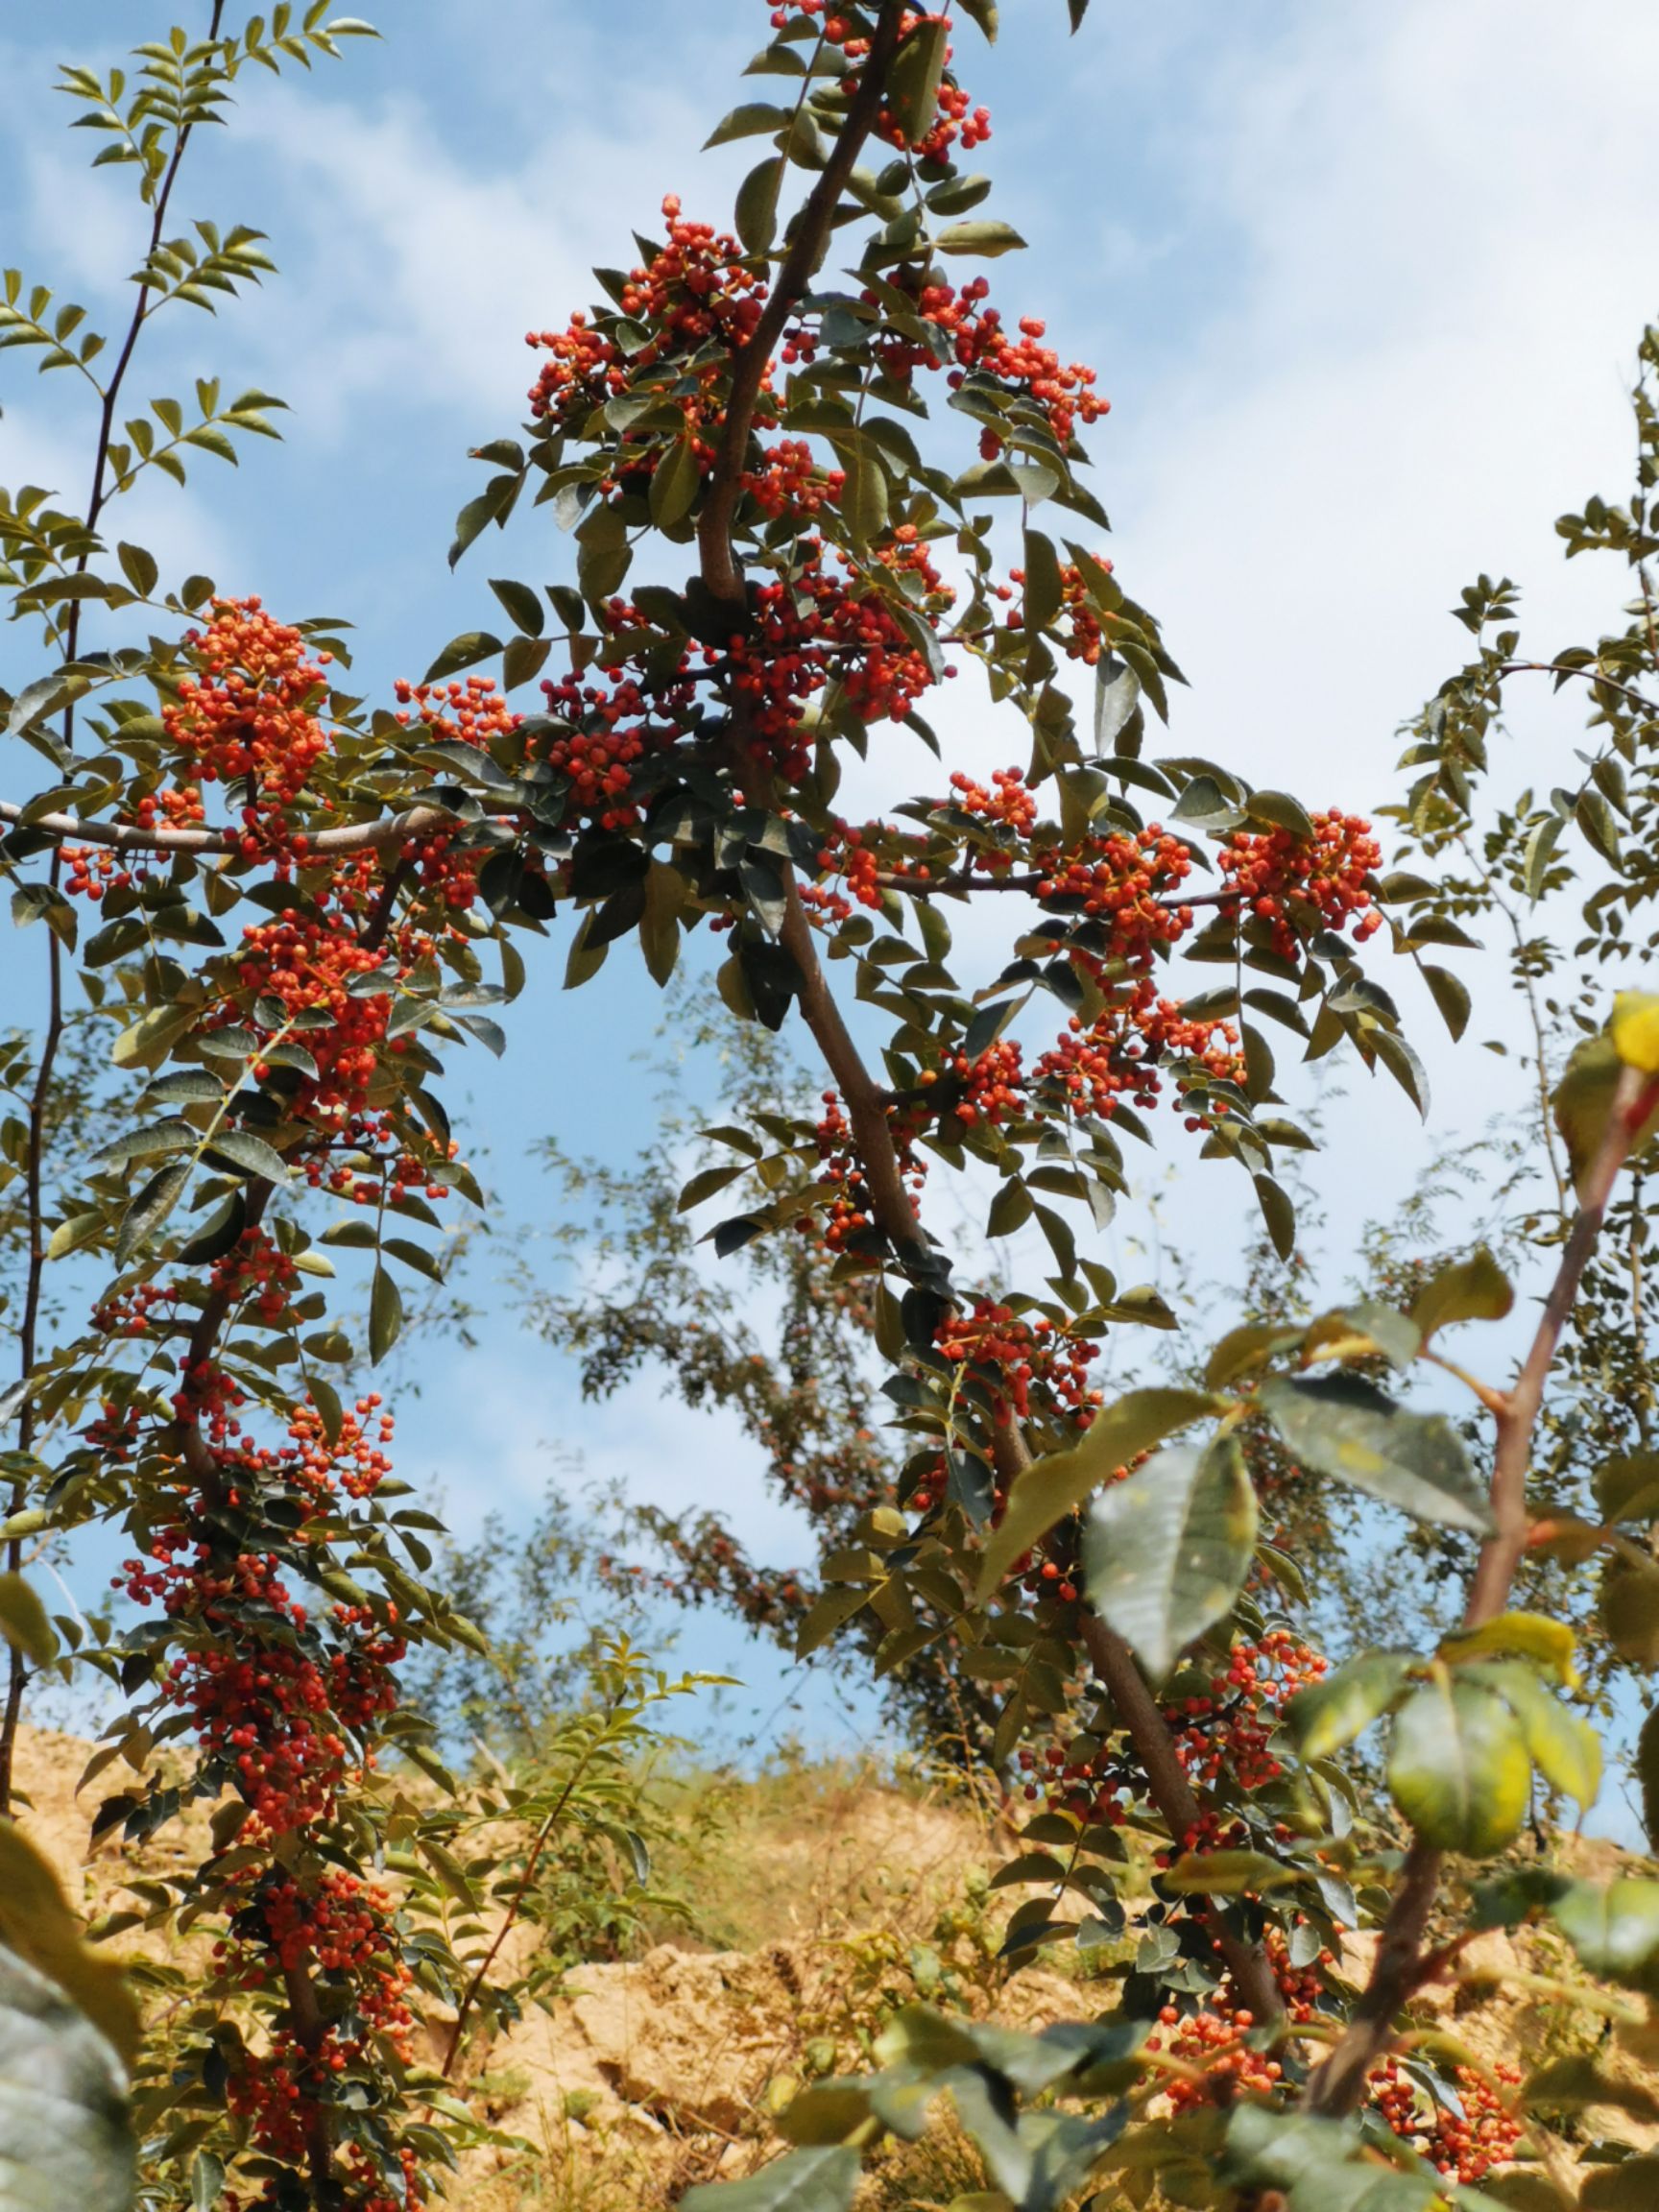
top-left (0, 12), bottom-right (712, 2211)
top-left (438, 2), bottom-right (1659, 2203)
top-left (8, 5), bottom-right (1659, 2212)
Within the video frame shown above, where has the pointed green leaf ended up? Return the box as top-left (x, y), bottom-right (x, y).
top-left (369, 1264), bottom-right (403, 1366)
top-left (682, 2147), bottom-right (861, 2212)
top-left (202, 1129), bottom-right (288, 1185)
top-left (1409, 1247), bottom-right (1513, 1337)
top-left (1466, 1661), bottom-right (1601, 1810)
top-left (1082, 1434), bottom-right (1258, 1682)
top-left (421, 630), bottom-right (503, 685)
top-left (0, 1575), bottom-right (59, 1668)
top-left (974, 1387), bottom-right (1214, 1600)
top-left (1258, 1373), bottom-right (1493, 1533)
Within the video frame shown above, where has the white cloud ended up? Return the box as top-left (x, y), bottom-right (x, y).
top-left (225, 77), bottom-right (716, 431)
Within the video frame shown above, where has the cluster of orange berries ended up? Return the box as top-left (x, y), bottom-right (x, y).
top-left (539, 655), bottom-right (695, 832)
top-left (1035, 827), bottom-right (1195, 946)
top-left (1217, 812), bottom-right (1382, 958)
top-left (807, 1091), bottom-right (926, 1252)
top-left (1148, 1931), bottom-right (1332, 2115)
top-left (768, 1), bottom-right (863, 47)
top-left (62, 843), bottom-right (134, 901)
top-left (62, 785), bottom-right (208, 901)
top-left (392, 670), bottom-right (519, 753)
top-left (288, 1393), bottom-right (396, 1503)
top-left (119, 1514), bottom-right (402, 1835)
top-left (949, 764), bottom-right (1040, 838)
top-left (1163, 1630), bottom-right (1329, 1794)
top-left (306, 1115), bottom-right (457, 1208)
top-left (1033, 976), bottom-right (1245, 1129)
top-left (209, 1229), bottom-right (301, 1327)
top-left (728, 539), bottom-right (950, 780)
top-left (745, 437), bottom-right (845, 519)
top-left (1155, 2002), bottom-right (1284, 2112)
top-left (925, 1035), bottom-right (1025, 1126)
top-left (526, 196), bottom-right (765, 432)
top-left (869, 17), bottom-right (991, 162)
top-left (92, 1278), bottom-right (177, 1338)
top-left (1370, 2058), bottom-right (1524, 2183)
top-left (162, 597), bottom-right (332, 830)
top-left (934, 1300), bottom-right (1100, 1427)
top-left (1016, 1733), bottom-right (1127, 1819)
top-left (227, 903), bottom-right (392, 1116)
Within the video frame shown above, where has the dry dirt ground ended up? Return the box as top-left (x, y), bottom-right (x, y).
top-left (12, 1724), bottom-right (1659, 2211)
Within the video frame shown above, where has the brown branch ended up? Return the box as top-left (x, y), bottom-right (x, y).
top-left (984, 1419), bottom-right (1284, 2020)
top-left (1303, 1061), bottom-right (1659, 2116)
top-left (1, 925), bottom-right (63, 1815)
top-left (682, 0), bottom-right (1284, 2023)
top-left (1496, 659), bottom-right (1658, 721)
top-left (0, 796), bottom-right (462, 859)
top-left (695, 0), bottom-right (907, 619)
top-left (282, 1959), bottom-right (347, 2210)
top-left (779, 878), bottom-right (931, 1264)
top-left (440, 1737), bottom-right (607, 2080)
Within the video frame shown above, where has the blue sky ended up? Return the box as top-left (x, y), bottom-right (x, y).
top-left (6, 0), bottom-right (1659, 1786)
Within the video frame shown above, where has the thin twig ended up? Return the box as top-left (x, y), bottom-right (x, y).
top-left (1303, 1061), bottom-right (1659, 2114)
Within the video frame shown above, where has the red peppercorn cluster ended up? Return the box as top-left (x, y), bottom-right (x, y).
top-left (209, 1228), bottom-right (301, 1327)
top-left (934, 1299), bottom-right (1100, 1428)
top-left (744, 436), bottom-right (846, 519)
top-left (1016, 1732), bottom-right (1127, 1821)
top-left (1152, 2001), bottom-right (1284, 2112)
top-left (392, 670), bottom-right (519, 753)
top-left (1217, 811), bottom-right (1383, 958)
top-left (950, 764), bottom-right (1039, 839)
top-left (865, 17), bottom-right (991, 162)
top-left (92, 1278), bottom-right (178, 1338)
top-left (539, 650), bottom-right (696, 831)
top-left (1033, 979), bottom-right (1245, 1130)
top-left (1162, 1629), bottom-right (1328, 1793)
top-left (922, 1035), bottom-right (1025, 1127)
top-left (162, 597), bottom-right (333, 830)
top-left (1370, 2058), bottom-right (1524, 2183)
top-left (525, 194), bottom-right (768, 435)
top-left (724, 537), bottom-right (949, 781)
top-left (805, 1090), bottom-right (928, 1253)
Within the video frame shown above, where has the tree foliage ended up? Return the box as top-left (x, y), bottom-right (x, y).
top-left (4, 3), bottom-right (1659, 2210)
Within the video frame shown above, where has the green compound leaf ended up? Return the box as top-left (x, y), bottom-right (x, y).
top-left (1258, 1372), bottom-right (1493, 1533)
top-left (1082, 1434), bottom-right (1258, 1683)
top-left (1386, 1676), bottom-right (1530, 1856)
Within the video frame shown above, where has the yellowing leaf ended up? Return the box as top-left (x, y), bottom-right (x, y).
top-left (1440, 1611), bottom-right (1577, 1683)
top-left (1613, 991), bottom-right (1659, 1073)
top-left (0, 1825), bottom-right (139, 2066)
top-left (1387, 1676), bottom-right (1530, 1856)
